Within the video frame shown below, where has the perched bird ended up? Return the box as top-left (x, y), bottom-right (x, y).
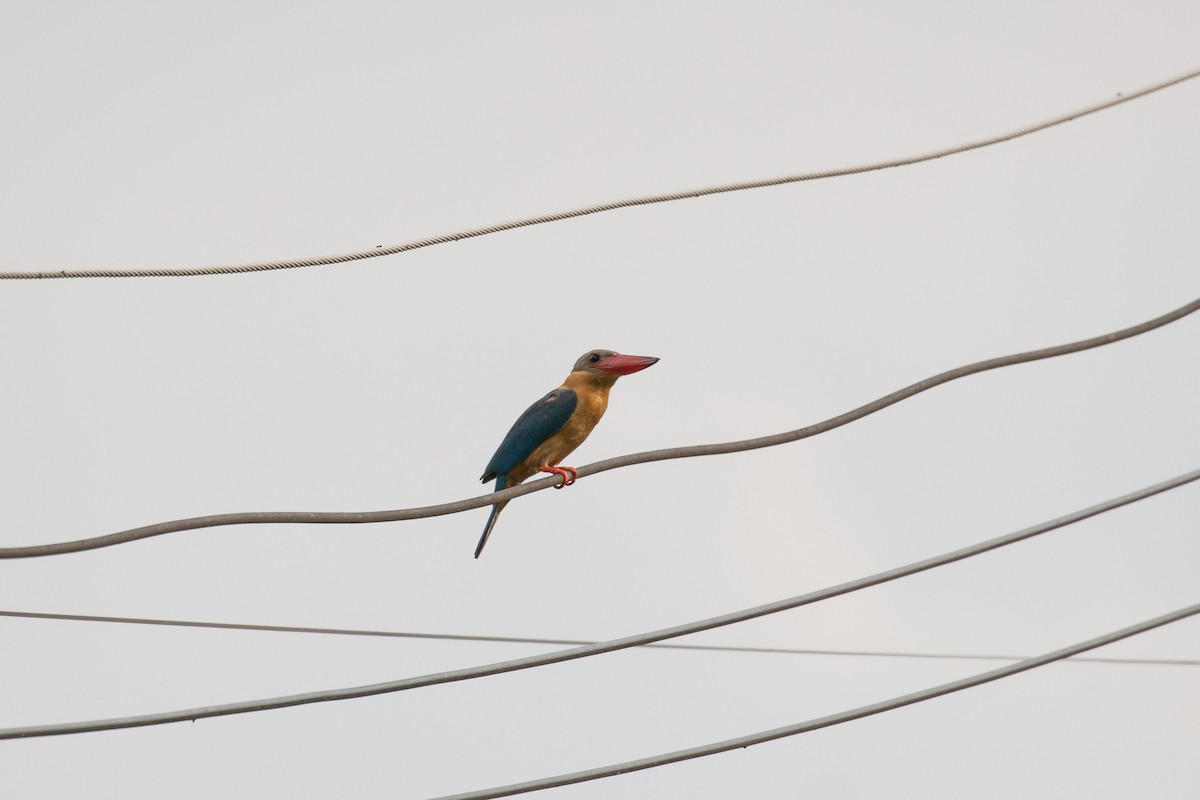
top-left (475, 349), bottom-right (659, 558)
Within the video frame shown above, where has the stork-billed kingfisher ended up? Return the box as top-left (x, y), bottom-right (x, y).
top-left (475, 349), bottom-right (659, 558)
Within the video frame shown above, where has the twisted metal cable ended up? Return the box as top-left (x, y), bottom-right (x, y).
top-left (434, 603), bottom-right (1200, 800)
top-left (2, 68), bottom-right (1197, 280)
top-left (1, 467), bottom-right (1195, 739)
top-left (1, 295), bottom-right (1195, 559)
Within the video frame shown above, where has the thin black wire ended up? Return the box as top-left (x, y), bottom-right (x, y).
top-left (432, 603), bottom-right (1200, 800)
top-left (2, 466), bottom-right (1194, 740)
top-left (1, 295), bottom-right (1196, 559)
top-left (2, 609), bottom-right (1193, 667)
top-left (1, 67), bottom-right (1196, 280)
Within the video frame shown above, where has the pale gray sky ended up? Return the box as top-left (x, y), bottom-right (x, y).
top-left (2, 2), bottom-right (1198, 798)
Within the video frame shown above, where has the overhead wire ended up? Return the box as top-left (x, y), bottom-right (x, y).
top-left (2, 609), bottom-right (1194, 667)
top-left (2, 63), bottom-right (1194, 800)
top-left (1, 67), bottom-right (1196, 280)
top-left (2, 295), bottom-right (1196, 559)
top-left (2, 466), bottom-right (1195, 740)
top-left (432, 603), bottom-right (1200, 800)
top-left (2, 70), bottom-right (1196, 781)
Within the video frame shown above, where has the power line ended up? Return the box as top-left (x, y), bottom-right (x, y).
top-left (1, 295), bottom-right (1195, 559)
top-left (2, 609), bottom-right (1194, 667)
top-left (432, 603), bottom-right (1200, 800)
top-left (2, 68), bottom-right (1196, 281)
top-left (2, 467), bottom-right (1194, 740)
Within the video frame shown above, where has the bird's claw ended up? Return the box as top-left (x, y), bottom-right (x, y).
top-left (540, 466), bottom-right (578, 488)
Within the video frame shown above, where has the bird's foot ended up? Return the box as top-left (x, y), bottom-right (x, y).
top-left (540, 465), bottom-right (578, 488)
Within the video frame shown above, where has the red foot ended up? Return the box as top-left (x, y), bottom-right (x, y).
top-left (540, 465), bottom-right (578, 489)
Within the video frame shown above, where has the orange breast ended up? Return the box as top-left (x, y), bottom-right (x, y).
top-left (512, 375), bottom-right (613, 483)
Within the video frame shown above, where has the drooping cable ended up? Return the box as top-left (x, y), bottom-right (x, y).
top-left (1, 68), bottom-right (1195, 280)
top-left (2, 609), bottom-right (1193, 667)
top-left (1, 295), bottom-right (1195, 559)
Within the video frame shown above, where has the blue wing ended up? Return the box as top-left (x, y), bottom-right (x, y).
top-left (481, 388), bottom-right (578, 482)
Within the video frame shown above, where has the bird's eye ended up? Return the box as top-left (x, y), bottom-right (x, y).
top-left (588, 353), bottom-right (600, 363)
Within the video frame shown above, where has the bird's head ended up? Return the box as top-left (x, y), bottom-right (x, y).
top-left (571, 349), bottom-right (660, 379)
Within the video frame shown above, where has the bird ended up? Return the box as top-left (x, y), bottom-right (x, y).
top-left (475, 349), bottom-right (659, 557)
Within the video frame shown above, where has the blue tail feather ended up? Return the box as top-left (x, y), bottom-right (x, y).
top-left (474, 474), bottom-right (508, 558)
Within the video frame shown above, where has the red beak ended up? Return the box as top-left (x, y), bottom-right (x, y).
top-left (595, 353), bottom-right (660, 376)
